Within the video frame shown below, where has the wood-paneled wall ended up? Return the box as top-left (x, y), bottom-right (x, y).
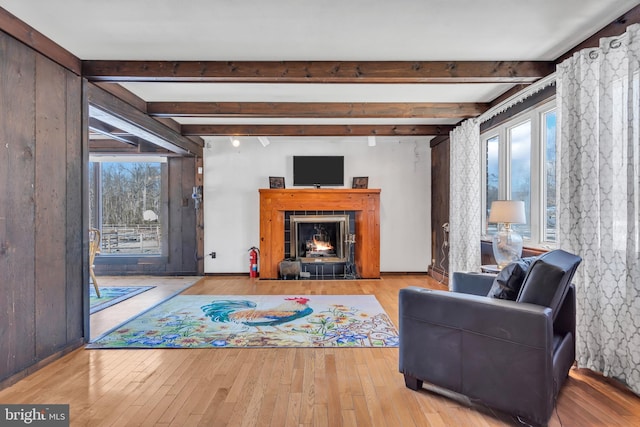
top-left (167, 157), bottom-right (198, 274)
top-left (0, 30), bottom-right (84, 384)
top-left (429, 137), bottom-right (450, 281)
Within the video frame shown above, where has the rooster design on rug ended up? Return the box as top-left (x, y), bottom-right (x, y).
top-left (201, 297), bottom-right (313, 329)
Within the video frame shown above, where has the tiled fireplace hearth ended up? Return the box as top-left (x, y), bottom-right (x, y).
top-left (286, 211), bottom-right (356, 279)
top-left (259, 189), bottom-right (381, 279)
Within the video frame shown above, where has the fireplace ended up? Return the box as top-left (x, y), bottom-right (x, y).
top-left (290, 214), bottom-right (350, 262)
top-left (258, 189), bottom-right (381, 279)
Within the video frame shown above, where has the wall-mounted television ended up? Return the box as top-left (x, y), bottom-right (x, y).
top-left (293, 156), bottom-right (344, 187)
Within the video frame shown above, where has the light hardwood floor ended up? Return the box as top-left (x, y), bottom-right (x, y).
top-left (1, 275), bottom-right (639, 426)
top-left (90, 276), bottom-right (202, 339)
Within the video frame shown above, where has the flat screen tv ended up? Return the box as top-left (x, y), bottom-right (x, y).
top-left (293, 156), bottom-right (344, 187)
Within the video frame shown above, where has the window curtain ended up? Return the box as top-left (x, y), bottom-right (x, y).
top-left (557, 24), bottom-right (640, 394)
top-left (449, 118), bottom-right (481, 277)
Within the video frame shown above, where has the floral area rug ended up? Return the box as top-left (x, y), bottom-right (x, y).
top-left (90, 286), bottom-right (155, 314)
top-left (87, 295), bottom-right (399, 348)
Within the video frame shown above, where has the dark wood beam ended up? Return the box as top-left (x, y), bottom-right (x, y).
top-left (0, 6), bottom-right (81, 74)
top-left (137, 140), bottom-right (175, 154)
top-left (88, 138), bottom-right (175, 155)
top-left (429, 135), bottom-right (450, 148)
top-left (148, 102), bottom-right (487, 119)
top-left (89, 118), bottom-right (139, 146)
top-left (82, 61), bottom-right (554, 84)
top-left (94, 82), bottom-right (148, 111)
top-left (87, 83), bottom-right (203, 156)
top-left (181, 124), bottom-right (454, 137)
top-left (94, 82), bottom-right (206, 147)
top-left (89, 138), bottom-right (138, 152)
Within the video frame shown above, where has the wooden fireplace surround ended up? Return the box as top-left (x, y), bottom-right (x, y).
top-left (259, 189), bottom-right (380, 279)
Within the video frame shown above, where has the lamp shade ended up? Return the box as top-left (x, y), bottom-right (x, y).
top-left (488, 200), bottom-right (526, 224)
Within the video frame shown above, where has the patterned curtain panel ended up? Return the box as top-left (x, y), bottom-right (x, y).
top-left (557, 24), bottom-right (640, 394)
top-left (448, 118), bottom-right (481, 279)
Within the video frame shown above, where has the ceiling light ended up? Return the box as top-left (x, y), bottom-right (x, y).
top-left (258, 136), bottom-right (270, 147)
top-left (230, 137), bottom-right (240, 147)
top-left (368, 135), bottom-right (377, 147)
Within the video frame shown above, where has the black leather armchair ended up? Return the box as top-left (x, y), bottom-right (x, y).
top-left (399, 250), bottom-right (581, 426)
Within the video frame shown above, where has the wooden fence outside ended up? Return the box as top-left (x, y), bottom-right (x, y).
top-left (100, 224), bottom-right (161, 254)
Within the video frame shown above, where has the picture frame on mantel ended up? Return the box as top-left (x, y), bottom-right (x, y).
top-left (269, 176), bottom-right (285, 189)
top-left (352, 177), bottom-right (369, 189)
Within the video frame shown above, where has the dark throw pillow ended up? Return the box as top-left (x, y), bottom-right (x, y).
top-left (516, 259), bottom-right (566, 308)
top-left (486, 257), bottom-right (536, 300)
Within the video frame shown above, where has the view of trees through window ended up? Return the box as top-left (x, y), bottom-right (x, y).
top-left (482, 101), bottom-right (557, 247)
top-left (89, 161), bottom-right (162, 254)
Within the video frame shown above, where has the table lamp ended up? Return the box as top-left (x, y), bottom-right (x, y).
top-left (488, 200), bottom-right (526, 268)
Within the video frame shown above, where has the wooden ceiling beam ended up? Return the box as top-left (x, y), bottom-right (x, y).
top-left (82, 61), bottom-right (554, 84)
top-left (147, 102), bottom-right (487, 119)
top-left (87, 83), bottom-right (203, 156)
top-left (89, 138), bottom-right (176, 155)
top-left (89, 138), bottom-right (140, 153)
top-left (93, 82), bottom-right (148, 111)
top-left (181, 124), bottom-right (454, 137)
top-left (93, 82), bottom-right (206, 147)
top-left (89, 117), bottom-right (139, 146)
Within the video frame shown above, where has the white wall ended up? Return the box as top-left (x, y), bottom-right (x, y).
top-left (203, 136), bottom-right (431, 274)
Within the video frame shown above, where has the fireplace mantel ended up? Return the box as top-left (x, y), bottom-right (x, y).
top-left (259, 189), bottom-right (380, 279)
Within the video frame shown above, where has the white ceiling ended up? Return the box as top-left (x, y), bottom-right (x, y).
top-left (2, 0), bottom-right (639, 132)
top-left (2, 0), bottom-right (637, 61)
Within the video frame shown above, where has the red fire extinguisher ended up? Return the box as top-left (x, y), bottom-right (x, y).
top-left (249, 246), bottom-right (260, 278)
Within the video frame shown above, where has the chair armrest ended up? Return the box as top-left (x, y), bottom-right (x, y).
top-left (399, 287), bottom-right (553, 346)
top-left (450, 272), bottom-right (495, 296)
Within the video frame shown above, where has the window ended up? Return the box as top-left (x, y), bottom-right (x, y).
top-left (481, 100), bottom-right (556, 247)
top-left (543, 110), bottom-right (557, 242)
top-left (510, 120), bottom-right (532, 238)
top-left (89, 157), bottom-right (166, 255)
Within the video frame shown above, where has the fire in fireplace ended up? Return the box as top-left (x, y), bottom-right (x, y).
top-left (290, 214), bottom-right (350, 261)
top-left (304, 223), bottom-right (335, 256)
